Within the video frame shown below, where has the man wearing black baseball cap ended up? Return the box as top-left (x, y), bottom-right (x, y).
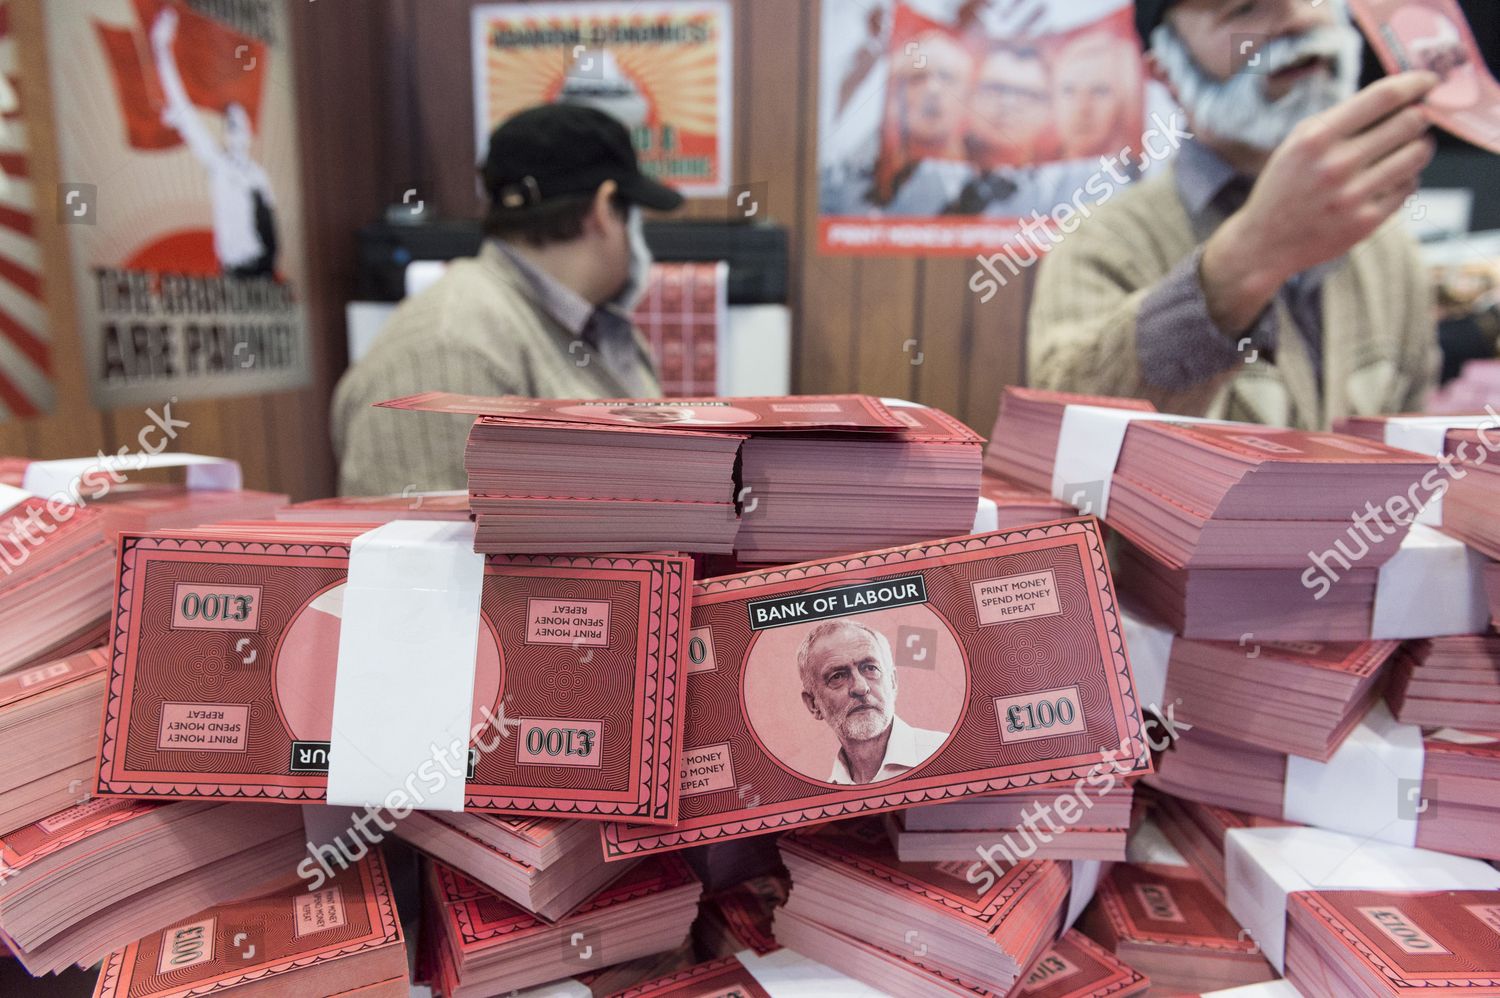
top-left (333, 104), bottom-right (684, 495)
top-left (1028, 0), bottom-right (1443, 429)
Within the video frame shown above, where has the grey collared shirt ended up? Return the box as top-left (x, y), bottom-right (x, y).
top-left (1136, 139), bottom-right (1331, 393)
top-left (492, 240), bottom-right (657, 398)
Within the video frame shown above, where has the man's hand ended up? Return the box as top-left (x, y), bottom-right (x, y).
top-left (151, 8), bottom-right (179, 51)
top-left (1202, 71), bottom-right (1439, 337)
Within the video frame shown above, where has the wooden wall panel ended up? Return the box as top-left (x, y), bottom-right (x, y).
top-left (4, 0), bottom-right (1036, 496)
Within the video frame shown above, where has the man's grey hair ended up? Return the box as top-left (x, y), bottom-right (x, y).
top-left (796, 619), bottom-right (894, 690)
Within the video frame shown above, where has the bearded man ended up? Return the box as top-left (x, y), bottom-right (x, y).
top-left (1027, 0), bottom-right (1442, 428)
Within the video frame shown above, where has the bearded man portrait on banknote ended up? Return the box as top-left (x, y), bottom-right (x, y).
top-left (797, 619), bottom-right (948, 785)
top-left (1028, 0), bottom-right (1443, 430)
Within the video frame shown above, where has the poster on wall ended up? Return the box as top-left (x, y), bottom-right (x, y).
top-left (472, 1), bottom-right (732, 198)
top-left (818, 0), bottom-right (1172, 256)
top-left (0, 0), bottom-right (53, 418)
top-left (45, 0), bottom-right (310, 409)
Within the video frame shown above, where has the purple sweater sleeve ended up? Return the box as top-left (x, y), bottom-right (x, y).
top-left (1136, 246), bottom-right (1278, 392)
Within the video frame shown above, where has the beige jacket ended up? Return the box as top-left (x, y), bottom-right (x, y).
top-left (1027, 167), bottom-right (1438, 429)
top-left (332, 243), bottom-right (661, 496)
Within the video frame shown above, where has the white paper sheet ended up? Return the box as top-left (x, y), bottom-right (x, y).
top-left (1120, 603), bottom-right (1173, 710)
top-left (1371, 524), bottom-right (1488, 639)
top-left (327, 521), bottom-right (485, 812)
top-left (23, 452), bottom-right (242, 501)
top-left (1283, 702), bottom-right (1424, 848)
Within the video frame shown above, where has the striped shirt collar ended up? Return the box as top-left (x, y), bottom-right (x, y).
top-left (490, 238), bottom-right (594, 337)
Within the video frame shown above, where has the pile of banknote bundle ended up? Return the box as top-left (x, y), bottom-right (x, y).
top-left (0, 492), bottom-right (114, 676)
top-left (421, 854), bottom-right (702, 996)
top-left (379, 391), bottom-right (983, 561)
top-left (774, 818), bottom-right (1073, 996)
top-left (91, 852), bottom-right (408, 998)
top-left (1387, 636), bottom-right (1500, 728)
top-left (1158, 631), bottom-right (1400, 761)
top-left (1082, 862), bottom-right (1275, 994)
top-left (0, 649), bottom-right (107, 835)
top-left (887, 784), bottom-right (1134, 863)
top-left (0, 799), bottom-right (306, 974)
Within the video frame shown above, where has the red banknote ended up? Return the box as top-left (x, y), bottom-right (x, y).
top-left (377, 391), bottom-right (909, 432)
top-left (95, 526), bottom-right (691, 823)
top-left (603, 518), bottom-right (1151, 859)
top-left (1352, 0), bottom-right (1500, 155)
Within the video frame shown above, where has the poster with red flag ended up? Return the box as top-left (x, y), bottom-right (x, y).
top-left (818, 0), bottom-right (1169, 257)
top-left (0, 0), bottom-right (54, 418)
top-left (44, 0), bottom-right (309, 408)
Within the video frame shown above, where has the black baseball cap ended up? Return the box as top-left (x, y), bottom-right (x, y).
top-left (1135, 0), bottom-right (1179, 49)
top-left (480, 103), bottom-right (684, 214)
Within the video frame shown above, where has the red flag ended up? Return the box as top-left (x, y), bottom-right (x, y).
top-left (93, 0), bottom-right (266, 151)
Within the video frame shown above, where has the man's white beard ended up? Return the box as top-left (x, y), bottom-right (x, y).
top-left (1151, 18), bottom-right (1362, 153)
top-left (840, 704), bottom-right (892, 742)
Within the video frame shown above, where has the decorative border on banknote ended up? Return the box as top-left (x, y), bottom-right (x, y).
top-left (1094, 877), bottom-right (1258, 953)
top-left (602, 519), bottom-right (1147, 858)
top-left (1293, 890), bottom-right (1500, 990)
top-left (93, 850), bottom-right (401, 997)
top-left (96, 539), bottom-right (690, 823)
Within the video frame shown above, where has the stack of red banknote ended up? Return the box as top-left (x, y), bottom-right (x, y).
top-left (422, 854), bottom-right (701, 997)
top-left (96, 523), bottom-right (693, 827)
top-left (1109, 422), bottom-right (1431, 569)
top-left (1387, 636), bottom-right (1500, 729)
top-left (1488, 561), bottom-right (1500, 630)
top-left (276, 492), bottom-right (471, 522)
top-left (0, 459), bottom-right (26, 486)
top-left (734, 402), bottom-right (983, 563)
top-left (379, 392), bottom-right (982, 560)
top-left (1151, 725), bottom-right (1500, 862)
top-left (1162, 634), bottom-right (1400, 761)
top-left (465, 413), bottom-right (743, 553)
top-left (393, 813), bottom-right (626, 921)
top-left (0, 494), bottom-right (114, 676)
top-left (886, 784), bottom-right (1134, 863)
top-left (1117, 539), bottom-right (1382, 641)
top-left (1286, 889), bottom-right (1500, 997)
top-left (1082, 862), bottom-right (1274, 994)
top-left (0, 649), bottom-right (107, 836)
top-left (91, 483), bottom-right (288, 538)
top-left (1144, 790), bottom-right (1290, 903)
top-left (774, 818), bottom-right (1072, 996)
top-left (984, 386), bottom-right (1155, 491)
top-left (92, 851), bottom-right (408, 998)
top-left (0, 799), bottom-right (306, 974)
